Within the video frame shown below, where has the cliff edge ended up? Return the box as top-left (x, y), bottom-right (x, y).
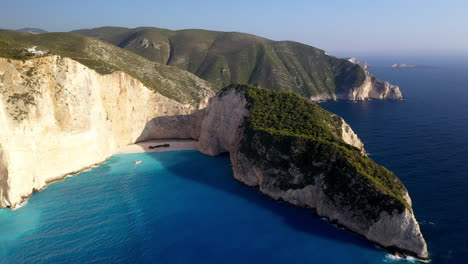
top-left (0, 55), bottom-right (209, 208)
top-left (195, 84), bottom-right (427, 259)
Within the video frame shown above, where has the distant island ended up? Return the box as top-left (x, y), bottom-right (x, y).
top-left (391, 63), bottom-right (435, 69)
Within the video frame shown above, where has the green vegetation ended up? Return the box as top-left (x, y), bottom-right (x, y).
top-left (6, 92), bottom-right (37, 121)
top-left (75, 27), bottom-right (368, 98)
top-left (0, 38), bottom-right (34, 61)
top-left (0, 30), bottom-right (219, 105)
top-left (228, 84), bottom-right (409, 218)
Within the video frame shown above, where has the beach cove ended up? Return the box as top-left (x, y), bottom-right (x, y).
top-left (0, 149), bottom-right (398, 264)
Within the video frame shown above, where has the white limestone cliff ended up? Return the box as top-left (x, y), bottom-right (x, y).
top-left (341, 119), bottom-right (365, 153)
top-left (310, 70), bottom-right (403, 101)
top-left (0, 55), bottom-right (205, 208)
top-left (346, 57), bottom-right (369, 69)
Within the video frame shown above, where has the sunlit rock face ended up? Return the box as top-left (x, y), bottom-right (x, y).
top-left (0, 56), bottom-right (198, 208)
top-left (310, 70), bottom-right (403, 101)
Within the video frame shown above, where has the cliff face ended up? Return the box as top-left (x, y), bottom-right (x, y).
top-left (0, 56), bottom-right (201, 208)
top-left (309, 70), bottom-right (403, 101)
top-left (194, 85), bottom-right (427, 259)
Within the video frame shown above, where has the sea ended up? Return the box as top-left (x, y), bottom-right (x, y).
top-left (0, 55), bottom-right (467, 263)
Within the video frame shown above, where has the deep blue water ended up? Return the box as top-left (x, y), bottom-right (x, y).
top-left (320, 58), bottom-right (468, 263)
top-left (0, 57), bottom-right (466, 264)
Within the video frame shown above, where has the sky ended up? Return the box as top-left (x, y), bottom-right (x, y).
top-left (1, 0), bottom-right (467, 56)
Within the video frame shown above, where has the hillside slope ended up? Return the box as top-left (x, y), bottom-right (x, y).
top-left (0, 30), bottom-right (218, 106)
top-left (74, 26), bottom-right (401, 101)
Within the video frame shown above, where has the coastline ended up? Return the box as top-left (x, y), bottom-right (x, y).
top-left (8, 140), bottom-right (197, 210)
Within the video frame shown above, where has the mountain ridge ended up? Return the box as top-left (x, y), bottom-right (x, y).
top-left (73, 26), bottom-right (402, 101)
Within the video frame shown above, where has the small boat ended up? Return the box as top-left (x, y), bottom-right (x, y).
top-left (134, 160), bottom-right (142, 164)
top-left (149, 143), bottom-right (170, 149)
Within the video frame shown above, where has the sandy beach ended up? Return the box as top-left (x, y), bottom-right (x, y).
top-left (114, 139), bottom-right (198, 154)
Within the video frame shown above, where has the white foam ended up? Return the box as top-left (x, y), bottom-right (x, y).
top-left (385, 253), bottom-right (431, 263)
top-left (12, 199), bottom-right (28, 210)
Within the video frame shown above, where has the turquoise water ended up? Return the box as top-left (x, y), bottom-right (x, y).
top-left (0, 150), bottom-right (397, 264)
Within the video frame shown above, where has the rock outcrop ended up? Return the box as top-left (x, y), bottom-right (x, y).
top-left (0, 55), bottom-right (206, 208)
top-left (346, 57), bottom-right (369, 69)
top-left (193, 85), bottom-right (427, 259)
top-left (310, 70), bottom-right (403, 101)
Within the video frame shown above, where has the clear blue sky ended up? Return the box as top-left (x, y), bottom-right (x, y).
top-left (1, 0), bottom-right (467, 56)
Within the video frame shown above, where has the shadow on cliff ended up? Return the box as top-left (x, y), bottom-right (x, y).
top-left (143, 150), bottom-right (380, 253)
top-left (135, 111), bottom-right (204, 143)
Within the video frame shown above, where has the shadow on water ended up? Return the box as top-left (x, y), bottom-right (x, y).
top-left (143, 150), bottom-right (380, 253)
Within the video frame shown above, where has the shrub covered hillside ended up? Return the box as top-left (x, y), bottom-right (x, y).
top-left (0, 30), bottom-right (218, 106)
top-left (74, 27), bottom-right (367, 99)
top-left (228, 84), bottom-right (410, 219)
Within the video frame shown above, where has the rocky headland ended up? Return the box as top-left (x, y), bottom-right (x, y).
top-left (196, 84), bottom-right (426, 259)
top-left (137, 83), bottom-right (427, 259)
top-left (309, 69), bottom-right (403, 101)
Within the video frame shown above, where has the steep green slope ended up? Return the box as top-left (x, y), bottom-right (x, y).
top-left (208, 84), bottom-right (426, 259)
top-left (74, 27), bottom-right (366, 98)
top-left (233, 83), bottom-right (409, 212)
top-left (0, 30), bottom-right (218, 105)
